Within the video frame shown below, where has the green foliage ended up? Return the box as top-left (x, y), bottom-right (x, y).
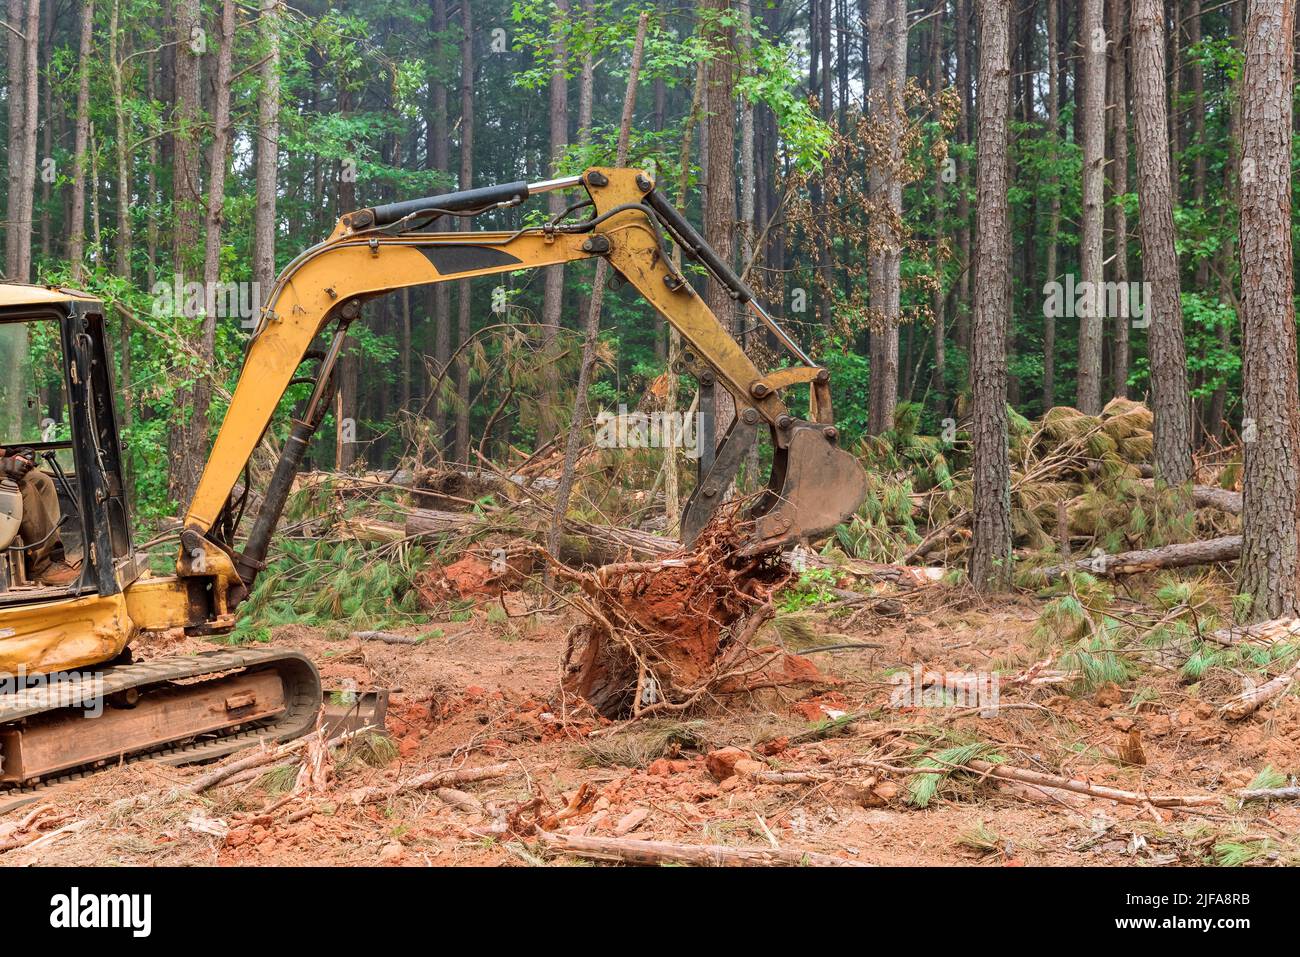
top-left (228, 540), bottom-right (431, 642)
top-left (776, 568), bottom-right (840, 612)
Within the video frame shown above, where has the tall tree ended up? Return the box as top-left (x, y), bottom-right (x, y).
top-left (1076, 0), bottom-right (1106, 413)
top-left (190, 0), bottom-right (237, 472)
top-left (929, 0), bottom-right (946, 405)
top-left (253, 0), bottom-right (282, 299)
top-left (702, 0), bottom-right (738, 436)
top-left (1108, 0), bottom-right (1130, 398)
top-left (4, 0), bottom-right (40, 281)
top-left (865, 0), bottom-right (906, 435)
top-left (67, 0), bottom-right (94, 280)
top-left (968, 0), bottom-right (1014, 590)
top-left (1042, 0), bottom-right (1061, 408)
top-left (428, 0), bottom-right (452, 447)
top-left (1238, 0), bottom-right (1298, 619)
top-left (1131, 0), bottom-right (1194, 484)
top-left (166, 0), bottom-right (206, 504)
top-left (453, 0), bottom-right (474, 463)
top-left (537, 0), bottom-right (569, 446)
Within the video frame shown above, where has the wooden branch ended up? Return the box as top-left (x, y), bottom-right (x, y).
top-left (1237, 786), bottom-right (1300, 802)
top-left (965, 760), bottom-right (1218, 808)
top-left (1036, 535), bottom-right (1241, 580)
top-left (535, 830), bottom-right (868, 867)
top-left (346, 762), bottom-right (513, 806)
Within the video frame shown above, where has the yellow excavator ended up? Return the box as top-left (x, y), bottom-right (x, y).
top-left (0, 167), bottom-right (867, 802)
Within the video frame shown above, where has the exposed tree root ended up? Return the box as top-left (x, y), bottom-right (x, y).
top-left (550, 513), bottom-right (822, 719)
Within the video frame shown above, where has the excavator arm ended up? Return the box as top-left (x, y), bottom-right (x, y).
top-left (176, 168), bottom-right (867, 606)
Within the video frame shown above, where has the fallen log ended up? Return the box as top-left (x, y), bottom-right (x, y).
top-left (1036, 535), bottom-right (1241, 581)
top-left (351, 630), bottom-right (422, 646)
top-left (534, 830), bottom-right (867, 867)
top-left (1204, 617), bottom-right (1300, 647)
top-left (404, 507), bottom-right (675, 565)
top-left (1136, 480), bottom-right (1242, 515)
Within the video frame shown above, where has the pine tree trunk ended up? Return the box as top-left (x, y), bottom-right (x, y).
top-left (537, 0), bottom-right (569, 446)
top-left (968, 0), bottom-right (1014, 591)
top-left (702, 0), bottom-right (738, 439)
top-left (929, 0), bottom-right (946, 407)
top-left (953, 0), bottom-right (972, 362)
top-left (1108, 0), bottom-right (1130, 399)
top-left (1076, 0), bottom-right (1106, 414)
top-left (1042, 0), bottom-right (1060, 410)
top-left (253, 0), bottom-right (281, 300)
top-left (453, 0), bottom-right (474, 464)
top-left (1238, 0), bottom-right (1299, 619)
top-left (429, 0), bottom-right (451, 448)
top-left (166, 0), bottom-right (206, 506)
top-left (190, 0), bottom-right (236, 475)
top-left (1131, 0), bottom-right (1194, 485)
top-left (67, 0), bottom-right (94, 280)
top-left (108, 0), bottom-right (131, 280)
top-left (865, 0), bottom-right (904, 435)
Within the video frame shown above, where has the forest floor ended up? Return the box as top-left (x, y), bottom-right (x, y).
top-left (4, 568), bottom-right (1299, 867)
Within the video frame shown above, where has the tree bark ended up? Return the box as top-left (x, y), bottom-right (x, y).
top-left (1238, 0), bottom-right (1299, 619)
top-left (429, 0), bottom-right (452, 448)
top-left (702, 0), bottom-right (738, 438)
top-left (453, 0), bottom-right (475, 464)
top-left (1076, 0), bottom-right (1106, 414)
top-left (929, 0), bottom-right (946, 407)
top-left (1131, 0), bottom-right (1194, 485)
top-left (865, 0), bottom-right (906, 435)
top-left (67, 0), bottom-right (94, 281)
top-left (1108, 0), bottom-right (1130, 398)
top-left (537, 0), bottom-right (570, 446)
top-left (1042, 0), bottom-right (1060, 410)
top-left (108, 0), bottom-right (132, 280)
top-left (166, 0), bottom-right (206, 506)
top-left (253, 0), bottom-right (282, 300)
top-left (967, 0), bottom-right (1014, 591)
top-left (4, 0), bottom-right (39, 282)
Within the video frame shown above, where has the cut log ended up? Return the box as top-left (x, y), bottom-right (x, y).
top-left (1036, 535), bottom-right (1241, 581)
top-left (535, 830), bottom-right (867, 867)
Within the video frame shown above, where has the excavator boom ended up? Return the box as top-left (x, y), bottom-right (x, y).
top-left (178, 167), bottom-right (867, 600)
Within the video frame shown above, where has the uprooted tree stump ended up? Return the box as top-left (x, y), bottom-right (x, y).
top-left (552, 517), bottom-right (824, 719)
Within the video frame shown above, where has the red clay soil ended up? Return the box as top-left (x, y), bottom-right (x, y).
top-left (8, 582), bottom-right (1300, 868)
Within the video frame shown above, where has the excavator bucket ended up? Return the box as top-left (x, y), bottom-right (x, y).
top-left (682, 415), bottom-right (868, 556)
top-left (744, 422), bottom-right (869, 556)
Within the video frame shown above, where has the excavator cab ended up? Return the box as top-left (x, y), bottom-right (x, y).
top-left (0, 288), bottom-right (138, 605)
